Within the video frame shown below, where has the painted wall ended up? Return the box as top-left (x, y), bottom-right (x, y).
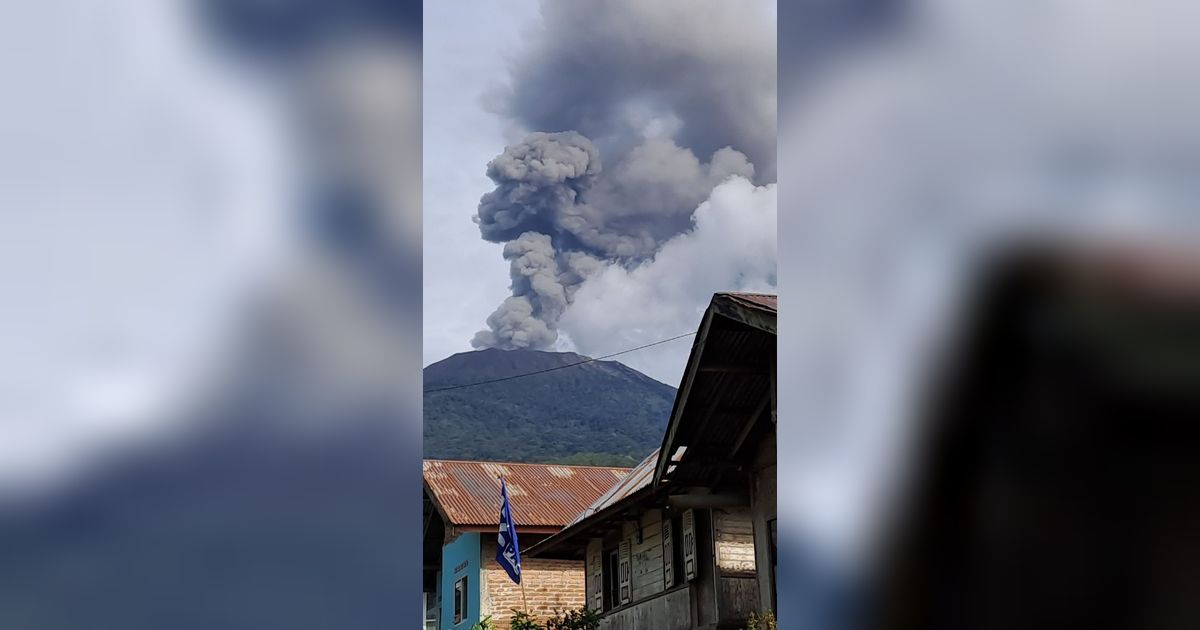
top-left (441, 532), bottom-right (481, 630)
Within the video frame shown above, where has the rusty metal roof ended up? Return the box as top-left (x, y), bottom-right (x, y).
top-left (423, 460), bottom-right (630, 528)
top-left (565, 449), bottom-right (659, 528)
top-left (526, 450), bottom-right (661, 558)
top-left (721, 291), bottom-right (778, 313)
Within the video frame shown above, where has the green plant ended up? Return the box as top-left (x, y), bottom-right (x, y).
top-left (743, 609), bottom-right (777, 630)
top-left (469, 615), bottom-right (496, 630)
top-left (509, 609), bottom-right (542, 630)
top-left (544, 607), bottom-right (602, 630)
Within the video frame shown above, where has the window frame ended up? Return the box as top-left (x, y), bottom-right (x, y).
top-left (603, 547), bottom-right (621, 611)
top-left (453, 575), bottom-right (468, 625)
top-left (669, 513), bottom-right (685, 587)
top-left (425, 591), bottom-right (439, 629)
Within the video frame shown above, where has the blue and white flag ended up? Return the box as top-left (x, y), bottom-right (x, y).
top-left (496, 478), bottom-right (522, 584)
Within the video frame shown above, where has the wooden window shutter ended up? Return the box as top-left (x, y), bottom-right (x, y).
top-left (661, 518), bottom-right (675, 588)
top-left (618, 539), bottom-right (632, 605)
top-left (682, 509), bottom-right (698, 582)
top-left (587, 540), bottom-right (604, 610)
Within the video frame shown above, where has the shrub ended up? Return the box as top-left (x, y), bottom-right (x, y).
top-left (469, 615), bottom-right (496, 630)
top-left (743, 610), bottom-right (777, 630)
top-left (509, 609), bottom-right (542, 630)
top-left (544, 607), bottom-right (602, 630)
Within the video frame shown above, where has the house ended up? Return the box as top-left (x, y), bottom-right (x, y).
top-left (527, 292), bottom-right (777, 630)
top-left (423, 459), bottom-right (631, 630)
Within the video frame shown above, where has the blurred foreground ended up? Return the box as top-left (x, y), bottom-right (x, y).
top-left (0, 1), bottom-right (421, 628)
top-left (778, 1), bottom-right (1200, 629)
top-left (870, 245), bottom-right (1200, 630)
top-left (1, 0), bottom-right (1198, 628)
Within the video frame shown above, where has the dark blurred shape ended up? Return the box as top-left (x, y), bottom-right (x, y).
top-left (0, 417), bottom-right (410, 630)
top-left (199, 0), bottom-right (420, 62)
top-left (871, 243), bottom-right (1200, 630)
top-left (779, 0), bottom-right (907, 89)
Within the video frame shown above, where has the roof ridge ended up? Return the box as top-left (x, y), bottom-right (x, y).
top-left (422, 458), bottom-right (632, 472)
top-left (719, 291), bottom-right (777, 297)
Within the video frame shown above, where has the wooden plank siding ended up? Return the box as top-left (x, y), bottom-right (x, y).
top-left (718, 576), bottom-right (760, 624)
top-left (585, 511), bottom-right (674, 613)
top-left (712, 508), bottom-right (756, 577)
top-left (597, 585), bottom-right (691, 630)
top-left (623, 510), bottom-right (665, 602)
top-left (580, 507), bottom-right (765, 628)
top-left (712, 508), bottom-right (759, 626)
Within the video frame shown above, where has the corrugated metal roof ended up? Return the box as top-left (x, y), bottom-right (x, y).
top-left (721, 291), bottom-right (778, 312)
top-left (564, 449), bottom-right (659, 528)
top-left (424, 460), bottom-right (630, 528)
top-left (525, 450), bottom-right (661, 557)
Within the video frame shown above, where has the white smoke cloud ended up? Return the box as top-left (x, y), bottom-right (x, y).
top-left (559, 176), bottom-right (776, 379)
top-left (472, 130), bottom-right (762, 349)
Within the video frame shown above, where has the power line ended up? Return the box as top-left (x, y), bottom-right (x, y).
top-left (423, 331), bottom-right (697, 393)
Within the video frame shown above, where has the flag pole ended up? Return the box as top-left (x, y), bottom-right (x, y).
top-left (517, 480), bottom-right (528, 616)
top-left (500, 474), bottom-right (530, 616)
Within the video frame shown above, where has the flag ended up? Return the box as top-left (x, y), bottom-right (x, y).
top-left (496, 478), bottom-right (522, 584)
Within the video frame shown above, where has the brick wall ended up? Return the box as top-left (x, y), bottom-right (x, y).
top-left (480, 541), bottom-right (586, 629)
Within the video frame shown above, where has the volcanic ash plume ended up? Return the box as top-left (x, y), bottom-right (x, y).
top-left (470, 0), bottom-right (775, 351)
top-left (470, 232), bottom-right (602, 350)
top-left (470, 131), bottom-right (756, 350)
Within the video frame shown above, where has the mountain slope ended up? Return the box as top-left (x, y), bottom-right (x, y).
top-left (423, 348), bottom-right (676, 466)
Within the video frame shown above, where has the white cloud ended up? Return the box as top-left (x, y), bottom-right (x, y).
top-left (560, 176), bottom-right (776, 383)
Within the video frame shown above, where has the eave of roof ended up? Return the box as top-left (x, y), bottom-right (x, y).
top-left (524, 482), bottom-right (658, 557)
top-left (526, 449), bottom-right (662, 556)
top-left (653, 293), bottom-right (777, 486)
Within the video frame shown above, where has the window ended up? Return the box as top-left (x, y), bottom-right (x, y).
top-left (603, 548), bottom-right (620, 611)
top-left (453, 576), bottom-right (468, 625)
top-left (662, 513), bottom-right (685, 588)
top-left (424, 591), bottom-right (439, 630)
top-left (670, 514), bottom-right (685, 587)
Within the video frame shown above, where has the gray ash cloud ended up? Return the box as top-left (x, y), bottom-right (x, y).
top-left (471, 0), bottom-right (775, 350)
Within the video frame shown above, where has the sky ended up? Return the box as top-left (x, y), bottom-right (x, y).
top-left (421, 0), bottom-right (537, 371)
top-left (422, 0), bottom-right (778, 385)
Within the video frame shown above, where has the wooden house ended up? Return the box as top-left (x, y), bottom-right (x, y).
top-left (527, 292), bottom-right (777, 629)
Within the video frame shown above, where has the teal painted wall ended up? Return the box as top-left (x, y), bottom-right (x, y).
top-left (441, 532), bottom-right (481, 630)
